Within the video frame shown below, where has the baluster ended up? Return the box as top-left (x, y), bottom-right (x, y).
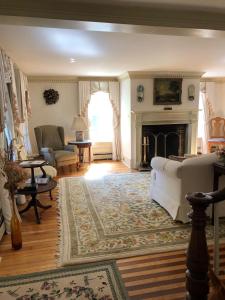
top-left (186, 192), bottom-right (212, 300)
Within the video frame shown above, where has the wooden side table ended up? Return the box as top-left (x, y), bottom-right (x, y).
top-left (17, 160), bottom-right (56, 224)
top-left (68, 140), bottom-right (92, 164)
top-left (212, 162), bottom-right (225, 222)
top-left (208, 138), bottom-right (225, 153)
top-left (213, 162), bottom-right (225, 188)
top-left (17, 179), bottom-right (57, 224)
top-left (212, 162), bottom-right (225, 274)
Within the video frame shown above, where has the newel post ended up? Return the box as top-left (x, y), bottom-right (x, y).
top-left (185, 192), bottom-right (212, 300)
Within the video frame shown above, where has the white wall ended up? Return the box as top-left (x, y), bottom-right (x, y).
top-left (120, 77), bottom-right (131, 167)
top-left (28, 80), bottom-right (78, 154)
top-left (131, 78), bottom-right (200, 112)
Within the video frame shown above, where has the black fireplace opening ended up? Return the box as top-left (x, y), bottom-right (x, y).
top-left (141, 124), bottom-right (187, 166)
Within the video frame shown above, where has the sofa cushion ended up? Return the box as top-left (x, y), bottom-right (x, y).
top-left (151, 156), bottom-right (182, 178)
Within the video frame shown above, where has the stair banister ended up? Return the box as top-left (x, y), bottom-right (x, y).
top-left (185, 187), bottom-right (225, 300)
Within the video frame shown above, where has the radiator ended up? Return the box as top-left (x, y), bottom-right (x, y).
top-left (92, 142), bottom-right (112, 160)
top-left (93, 153), bottom-right (112, 160)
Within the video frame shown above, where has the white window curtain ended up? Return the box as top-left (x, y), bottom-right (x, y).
top-left (108, 81), bottom-right (121, 160)
top-left (199, 82), bottom-right (214, 153)
top-left (0, 50), bottom-right (16, 146)
top-left (17, 70), bottom-right (32, 155)
top-left (78, 80), bottom-right (121, 161)
top-left (0, 50), bottom-right (31, 157)
top-left (0, 49), bottom-right (12, 134)
top-left (78, 81), bottom-right (92, 161)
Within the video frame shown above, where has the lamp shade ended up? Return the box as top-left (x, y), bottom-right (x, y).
top-left (71, 116), bottom-right (88, 131)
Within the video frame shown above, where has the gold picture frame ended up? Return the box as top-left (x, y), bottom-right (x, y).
top-left (154, 78), bottom-right (182, 105)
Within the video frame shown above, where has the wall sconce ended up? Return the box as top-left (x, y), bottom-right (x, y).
top-left (188, 84), bottom-right (195, 101)
top-left (137, 85), bottom-right (144, 102)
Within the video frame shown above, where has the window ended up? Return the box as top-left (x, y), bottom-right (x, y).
top-left (88, 91), bottom-right (113, 142)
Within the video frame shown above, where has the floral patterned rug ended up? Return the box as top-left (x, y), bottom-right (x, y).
top-left (57, 173), bottom-right (225, 266)
top-left (0, 261), bottom-right (128, 300)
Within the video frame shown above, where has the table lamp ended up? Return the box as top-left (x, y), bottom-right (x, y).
top-left (71, 115), bottom-right (88, 141)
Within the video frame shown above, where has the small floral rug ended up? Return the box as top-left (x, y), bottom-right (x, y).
top-left (0, 261), bottom-right (128, 300)
top-left (57, 173), bottom-right (225, 266)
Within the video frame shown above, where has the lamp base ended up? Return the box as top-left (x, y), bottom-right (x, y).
top-left (76, 131), bottom-right (84, 141)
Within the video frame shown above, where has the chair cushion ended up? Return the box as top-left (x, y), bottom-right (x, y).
top-left (42, 127), bottom-right (64, 150)
top-left (55, 150), bottom-right (77, 162)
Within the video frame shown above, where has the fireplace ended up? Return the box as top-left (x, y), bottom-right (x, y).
top-left (131, 110), bottom-right (198, 169)
top-left (141, 124), bottom-right (187, 167)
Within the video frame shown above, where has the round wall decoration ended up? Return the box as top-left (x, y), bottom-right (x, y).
top-left (43, 89), bottom-right (59, 105)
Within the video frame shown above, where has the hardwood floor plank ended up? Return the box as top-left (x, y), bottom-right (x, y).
top-left (0, 161), bottom-right (224, 299)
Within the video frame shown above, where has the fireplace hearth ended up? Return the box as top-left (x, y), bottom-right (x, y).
top-left (141, 124), bottom-right (187, 167)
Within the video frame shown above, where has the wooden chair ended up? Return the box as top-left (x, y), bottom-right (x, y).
top-left (208, 117), bottom-right (225, 153)
top-left (209, 117), bottom-right (225, 138)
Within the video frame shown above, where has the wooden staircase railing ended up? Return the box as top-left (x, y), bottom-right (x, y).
top-left (185, 187), bottom-right (225, 300)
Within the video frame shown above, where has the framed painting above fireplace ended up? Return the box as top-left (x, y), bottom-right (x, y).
top-left (153, 78), bottom-right (182, 105)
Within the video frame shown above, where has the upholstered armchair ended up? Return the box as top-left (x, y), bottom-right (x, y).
top-left (34, 125), bottom-right (79, 168)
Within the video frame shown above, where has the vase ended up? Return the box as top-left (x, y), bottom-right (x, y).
top-left (10, 194), bottom-right (22, 250)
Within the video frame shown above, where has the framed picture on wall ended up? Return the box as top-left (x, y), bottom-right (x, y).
top-left (153, 78), bottom-right (182, 105)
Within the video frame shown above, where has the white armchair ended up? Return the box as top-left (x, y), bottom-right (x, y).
top-left (150, 153), bottom-right (225, 223)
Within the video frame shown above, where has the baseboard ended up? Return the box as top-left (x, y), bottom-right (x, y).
top-left (122, 157), bottom-right (131, 168)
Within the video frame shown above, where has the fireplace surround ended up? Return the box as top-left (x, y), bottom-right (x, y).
top-left (131, 110), bottom-right (198, 169)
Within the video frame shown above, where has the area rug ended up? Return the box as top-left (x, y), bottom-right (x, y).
top-left (0, 261), bottom-right (128, 300)
top-left (57, 173), bottom-right (225, 266)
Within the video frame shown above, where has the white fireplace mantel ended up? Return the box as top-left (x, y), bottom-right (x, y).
top-left (131, 109), bottom-right (199, 169)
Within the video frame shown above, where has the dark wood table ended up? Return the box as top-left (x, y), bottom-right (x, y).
top-left (212, 162), bottom-right (225, 274)
top-left (212, 162), bottom-right (225, 223)
top-left (17, 160), bottom-right (57, 224)
top-left (68, 140), bottom-right (92, 164)
top-left (213, 162), bottom-right (225, 191)
top-left (17, 179), bottom-right (57, 224)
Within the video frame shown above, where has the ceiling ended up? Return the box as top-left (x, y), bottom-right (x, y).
top-left (1, 0), bottom-right (225, 77)
top-left (63, 0), bottom-right (225, 11)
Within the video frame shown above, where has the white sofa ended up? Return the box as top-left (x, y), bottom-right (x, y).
top-left (150, 153), bottom-right (225, 223)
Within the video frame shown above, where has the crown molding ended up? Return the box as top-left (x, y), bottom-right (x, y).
top-left (28, 76), bottom-right (78, 83)
top-left (1, 0), bottom-right (225, 34)
top-left (118, 72), bottom-right (130, 81)
top-left (127, 71), bottom-right (204, 79)
top-left (28, 75), bottom-right (118, 83)
top-left (201, 77), bottom-right (225, 83)
top-left (77, 76), bottom-right (118, 82)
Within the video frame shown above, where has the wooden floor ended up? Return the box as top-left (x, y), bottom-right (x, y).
top-left (0, 160), bottom-right (224, 299)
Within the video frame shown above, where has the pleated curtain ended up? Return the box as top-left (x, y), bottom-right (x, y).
top-left (78, 80), bottom-right (121, 161)
top-left (199, 82), bottom-right (214, 154)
